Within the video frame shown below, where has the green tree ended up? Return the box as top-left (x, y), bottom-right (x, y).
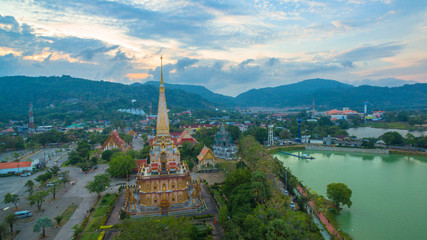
top-left (3, 193), bottom-right (19, 209)
top-left (27, 191), bottom-right (49, 210)
top-left (380, 132), bottom-right (404, 146)
top-left (0, 222), bottom-right (8, 240)
top-left (49, 180), bottom-right (60, 199)
top-left (226, 125), bottom-right (242, 142)
top-left (25, 180), bottom-right (35, 196)
top-left (54, 215), bottom-right (63, 225)
top-left (86, 174), bottom-right (111, 198)
top-left (123, 134), bottom-right (133, 145)
top-left (108, 153), bottom-right (137, 178)
top-left (33, 217), bottom-right (53, 238)
top-left (4, 214), bottom-right (17, 234)
top-left (101, 150), bottom-right (113, 161)
top-left (326, 183), bottom-right (352, 209)
top-left (60, 170), bottom-right (71, 187)
top-left (139, 145), bottom-right (150, 160)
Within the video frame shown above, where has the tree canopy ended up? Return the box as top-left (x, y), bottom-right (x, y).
top-left (326, 183), bottom-right (352, 209)
top-left (108, 152), bottom-right (137, 178)
top-left (86, 174), bottom-right (111, 197)
top-left (380, 131), bottom-right (405, 146)
top-left (3, 193), bottom-right (19, 209)
top-left (27, 191), bottom-right (49, 211)
top-left (33, 217), bottom-right (53, 238)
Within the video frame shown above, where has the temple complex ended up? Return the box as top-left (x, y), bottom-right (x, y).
top-left (212, 123), bottom-right (237, 160)
top-left (123, 57), bottom-right (203, 216)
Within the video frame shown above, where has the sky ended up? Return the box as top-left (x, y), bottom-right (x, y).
top-left (0, 0), bottom-right (426, 96)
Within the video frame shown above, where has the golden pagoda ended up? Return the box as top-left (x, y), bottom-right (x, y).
top-left (132, 56), bottom-right (191, 213)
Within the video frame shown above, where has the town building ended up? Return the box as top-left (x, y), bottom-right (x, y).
top-left (0, 161), bottom-right (34, 174)
top-left (212, 123), bottom-right (237, 160)
top-left (123, 57), bottom-right (203, 216)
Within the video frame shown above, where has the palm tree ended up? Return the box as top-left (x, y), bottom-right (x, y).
top-left (33, 217), bottom-right (53, 238)
top-left (5, 214), bottom-right (17, 234)
top-left (25, 180), bottom-right (35, 196)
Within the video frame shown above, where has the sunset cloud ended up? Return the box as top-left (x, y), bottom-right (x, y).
top-left (0, 0), bottom-right (425, 96)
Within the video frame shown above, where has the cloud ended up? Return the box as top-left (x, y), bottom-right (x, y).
top-left (77, 45), bottom-right (118, 61)
top-left (336, 43), bottom-right (404, 62)
top-left (0, 15), bottom-right (135, 82)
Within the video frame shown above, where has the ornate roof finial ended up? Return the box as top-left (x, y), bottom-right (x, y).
top-left (160, 56), bottom-right (164, 85)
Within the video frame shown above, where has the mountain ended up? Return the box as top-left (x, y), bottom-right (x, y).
top-left (0, 76), bottom-right (214, 121)
top-left (350, 78), bottom-right (418, 87)
top-left (140, 81), bottom-right (234, 106)
top-left (235, 79), bottom-right (354, 107)
top-left (235, 78), bottom-right (427, 110)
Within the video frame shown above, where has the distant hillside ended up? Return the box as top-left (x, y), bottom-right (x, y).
top-left (235, 78), bottom-right (427, 110)
top-left (0, 76), bottom-right (214, 121)
top-left (141, 81), bottom-right (234, 106)
top-left (350, 78), bottom-right (418, 87)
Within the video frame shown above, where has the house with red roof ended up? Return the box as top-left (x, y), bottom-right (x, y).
top-left (0, 161), bottom-right (33, 174)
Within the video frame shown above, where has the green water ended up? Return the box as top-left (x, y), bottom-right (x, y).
top-left (274, 151), bottom-right (427, 240)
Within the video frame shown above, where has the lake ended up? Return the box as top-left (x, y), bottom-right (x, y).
top-left (347, 127), bottom-right (426, 138)
top-left (274, 151), bottom-right (427, 240)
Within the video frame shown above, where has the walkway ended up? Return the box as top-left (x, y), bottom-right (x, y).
top-left (296, 185), bottom-right (343, 240)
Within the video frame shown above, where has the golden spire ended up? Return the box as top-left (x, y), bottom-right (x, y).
top-left (160, 56), bottom-right (164, 85)
top-left (156, 56), bottom-right (170, 136)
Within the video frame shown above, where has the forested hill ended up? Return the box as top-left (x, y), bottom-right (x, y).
top-left (0, 76), bottom-right (214, 121)
top-left (140, 81), bottom-right (234, 106)
top-left (235, 79), bottom-right (427, 110)
top-left (1, 76), bottom-right (425, 122)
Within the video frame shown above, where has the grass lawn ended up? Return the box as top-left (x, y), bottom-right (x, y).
top-left (80, 232), bottom-right (101, 240)
top-left (93, 206), bottom-right (110, 218)
top-left (83, 193), bottom-right (116, 233)
top-left (217, 158), bottom-right (237, 173)
top-left (86, 216), bottom-right (103, 232)
top-left (99, 193), bottom-right (116, 206)
top-left (212, 189), bottom-right (226, 207)
top-left (60, 204), bottom-right (78, 225)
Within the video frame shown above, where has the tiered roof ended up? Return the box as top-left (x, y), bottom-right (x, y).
top-left (102, 130), bottom-right (126, 151)
top-left (197, 146), bottom-right (216, 162)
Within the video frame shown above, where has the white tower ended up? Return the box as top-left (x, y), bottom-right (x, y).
top-left (268, 125), bottom-right (274, 146)
top-left (364, 102), bottom-right (368, 115)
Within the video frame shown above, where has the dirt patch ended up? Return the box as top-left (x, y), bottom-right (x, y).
top-left (197, 171), bottom-right (226, 185)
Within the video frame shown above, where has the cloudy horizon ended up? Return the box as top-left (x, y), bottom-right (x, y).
top-left (0, 0), bottom-right (426, 96)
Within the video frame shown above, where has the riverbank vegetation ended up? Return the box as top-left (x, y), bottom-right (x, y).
top-left (217, 136), bottom-right (323, 239)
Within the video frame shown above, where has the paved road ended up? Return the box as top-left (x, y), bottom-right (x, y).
top-left (12, 165), bottom-right (110, 240)
top-left (54, 165), bottom-right (111, 240)
top-left (0, 147), bottom-right (69, 211)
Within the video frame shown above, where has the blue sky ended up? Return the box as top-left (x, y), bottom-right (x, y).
top-left (0, 0), bottom-right (426, 96)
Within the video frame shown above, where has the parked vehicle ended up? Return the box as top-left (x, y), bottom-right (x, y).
top-left (15, 210), bottom-right (32, 218)
top-left (20, 172), bottom-right (31, 177)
